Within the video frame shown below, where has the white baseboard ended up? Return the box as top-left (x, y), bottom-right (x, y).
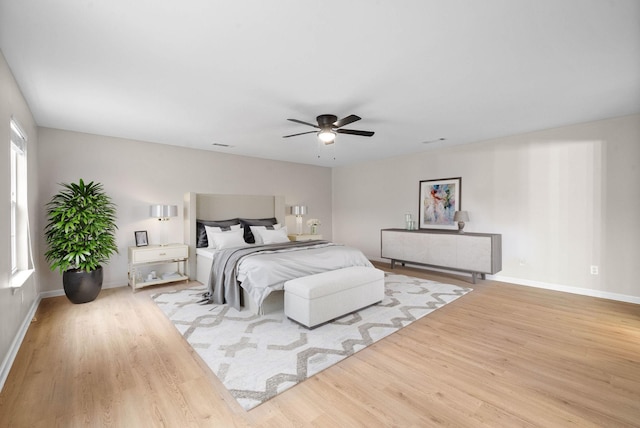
top-left (491, 274), bottom-right (640, 305)
top-left (40, 281), bottom-right (126, 299)
top-left (39, 289), bottom-right (65, 298)
top-left (0, 294), bottom-right (41, 393)
top-left (373, 258), bottom-right (640, 305)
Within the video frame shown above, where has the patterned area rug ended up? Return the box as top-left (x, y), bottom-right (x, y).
top-left (152, 274), bottom-right (471, 411)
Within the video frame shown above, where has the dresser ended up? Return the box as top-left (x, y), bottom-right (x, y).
top-left (128, 244), bottom-right (189, 291)
top-left (380, 229), bottom-right (502, 283)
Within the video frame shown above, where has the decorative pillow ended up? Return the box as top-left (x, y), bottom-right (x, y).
top-left (255, 227), bottom-right (289, 245)
top-left (196, 218), bottom-right (240, 248)
top-left (209, 229), bottom-right (247, 250)
top-left (249, 224), bottom-right (282, 244)
top-left (238, 217), bottom-right (278, 244)
top-left (204, 225), bottom-right (241, 249)
top-left (204, 225), bottom-right (223, 248)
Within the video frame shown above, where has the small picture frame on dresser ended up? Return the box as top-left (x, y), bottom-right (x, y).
top-left (134, 230), bottom-right (148, 247)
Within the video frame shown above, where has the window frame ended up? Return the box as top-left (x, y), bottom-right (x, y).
top-left (10, 142), bottom-right (18, 274)
top-left (8, 118), bottom-right (33, 289)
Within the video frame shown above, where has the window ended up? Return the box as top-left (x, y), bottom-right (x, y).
top-left (8, 118), bottom-right (33, 288)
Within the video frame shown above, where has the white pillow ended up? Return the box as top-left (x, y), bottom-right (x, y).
top-left (250, 224), bottom-right (282, 245)
top-left (209, 228), bottom-right (247, 249)
top-left (205, 225), bottom-right (243, 249)
top-left (204, 225), bottom-right (223, 248)
top-left (255, 227), bottom-right (289, 245)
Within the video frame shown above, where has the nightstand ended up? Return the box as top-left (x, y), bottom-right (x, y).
top-left (288, 234), bottom-right (323, 241)
top-left (128, 244), bottom-right (189, 291)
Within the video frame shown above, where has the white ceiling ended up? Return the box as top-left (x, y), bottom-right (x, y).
top-left (1, 0), bottom-right (639, 167)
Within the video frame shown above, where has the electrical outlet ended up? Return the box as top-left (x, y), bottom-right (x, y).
top-left (590, 265), bottom-right (599, 275)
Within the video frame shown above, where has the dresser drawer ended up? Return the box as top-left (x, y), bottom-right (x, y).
top-left (129, 245), bottom-right (188, 264)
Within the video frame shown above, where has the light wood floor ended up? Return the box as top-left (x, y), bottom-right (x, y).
top-left (1, 263), bottom-right (639, 427)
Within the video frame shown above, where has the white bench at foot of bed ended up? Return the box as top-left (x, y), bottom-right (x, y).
top-left (284, 266), bottom-right (385, 329)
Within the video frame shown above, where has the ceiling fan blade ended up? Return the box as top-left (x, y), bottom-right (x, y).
top-left (282, 130), bottom-right (318, 138)
top-left (333, 114), bottom-right (361, 128)
top-left (336, 128), bottom-right (375, 137)
top-left (287, 118), bottom-right (319, 128)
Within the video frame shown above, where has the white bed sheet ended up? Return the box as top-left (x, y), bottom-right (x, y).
top-left (196, 247), bottom-right (218, 259)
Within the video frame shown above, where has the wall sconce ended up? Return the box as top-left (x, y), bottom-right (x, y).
top-left (291, 205), bottom-right (307, 235)
top-left (150, 204), bottom-right (178, 245)
top-left (453, 210), bottom-right (469, 233)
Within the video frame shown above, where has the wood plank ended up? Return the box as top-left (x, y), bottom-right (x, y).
top-left (1, 263), bottom-right (639, 427)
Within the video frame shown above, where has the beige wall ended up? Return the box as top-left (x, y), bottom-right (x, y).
top-left (0, 51), bottom-right (40, 379)
top-left (332, 114), bottom-right (640, 301)
top-left (37, 128), bottom-right (333, 292)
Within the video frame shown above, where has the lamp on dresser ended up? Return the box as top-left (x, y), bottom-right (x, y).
top-left (453, 210), bottom-right (469, 233)
top-left (291, 205), bottom-right (307, 235)
top-left (150, 204), bottom-right (178, 245)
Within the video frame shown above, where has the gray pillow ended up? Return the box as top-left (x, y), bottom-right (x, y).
top-left (196, 218), bottom-right (240, 248)
top-left (238, 217), bottom-right (278, 244)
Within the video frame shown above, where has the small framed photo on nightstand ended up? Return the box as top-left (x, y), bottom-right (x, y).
top-left (134, 230), bottom-right (148, 247)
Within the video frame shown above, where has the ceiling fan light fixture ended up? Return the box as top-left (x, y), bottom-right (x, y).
top-left (318, 129), bottom-right (336, 144)
top-left (283, 114), bottom-right (372, 144)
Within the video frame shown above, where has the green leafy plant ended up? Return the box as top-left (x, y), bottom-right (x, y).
top-left (44, 179), bottom-right (118, 273)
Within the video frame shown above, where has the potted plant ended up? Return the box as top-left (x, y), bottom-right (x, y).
top-left (44, 179), bottom-right (118, 303)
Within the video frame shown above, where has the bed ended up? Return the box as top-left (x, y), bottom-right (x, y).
top-left (184, 192), bottom-right (373, 314)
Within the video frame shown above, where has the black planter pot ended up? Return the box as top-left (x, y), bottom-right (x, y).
top-left (63, 266), bottom-right (103, 304)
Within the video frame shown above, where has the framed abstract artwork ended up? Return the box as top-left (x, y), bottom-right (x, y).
top-left (418, 177), bottom-right (461, 230)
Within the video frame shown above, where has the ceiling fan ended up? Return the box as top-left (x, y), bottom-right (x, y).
top-left (283, 114), bottom-right (374, 144)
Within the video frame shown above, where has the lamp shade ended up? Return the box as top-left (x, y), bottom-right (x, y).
top-left (291, 205), bottom-right (307, 216)
top-left (150, 204), bottom-right (178, 218)
top-left (453, 211), bottom-right (469, 222)
top-left (318, 130), bottom-right (336, 144)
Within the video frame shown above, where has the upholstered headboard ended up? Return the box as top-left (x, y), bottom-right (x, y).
top-left (183, 192), bottom-right (286, 279)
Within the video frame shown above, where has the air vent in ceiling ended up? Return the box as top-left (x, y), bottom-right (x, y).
top-left (422, 138), bottom-right (446, 144)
